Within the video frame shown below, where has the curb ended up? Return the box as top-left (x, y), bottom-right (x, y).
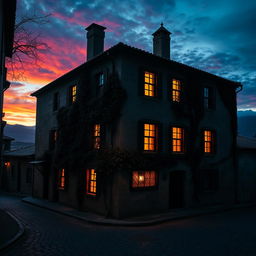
top-left (22, 197), bottom-right (256, 227)
top-left (0, 211), bottom-right (25, 251)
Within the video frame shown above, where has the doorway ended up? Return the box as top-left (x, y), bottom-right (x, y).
top-left (169, 171), bottom-right (185, 209)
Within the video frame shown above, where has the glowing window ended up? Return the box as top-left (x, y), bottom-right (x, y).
top-left (204, 130), bottom-right (214, 153)
top-left (144, 71), bottom-right (156, 97)
top-left (172, 79), bottom-right (181, 102)
top-left (93, 124), bottom-right (101, 149)
top-left (172, 127), bottom-right (184, 153)
top-left (86, 169), bottom-right (97, 196)
top-left (58, 169), bottom-right (65, 189)
top-left (70, 85), bottom-right (77, 103)
top-left (144, 123), bottom-right (158, 151)
top-left (132, 171), bottom-right (156, 188)
top-left (4, 162), bottom-right (11, 168)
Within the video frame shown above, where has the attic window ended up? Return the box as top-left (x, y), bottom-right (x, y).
top-left (143, 123), bottom-right (158, 151)
top-left (132, 171), bottom-right (157, 188)
top-left (171, 79), bottom-right (182, 102)
top-left (86, 169), bottom-right (97, 196)
top-left (204, 130), bottom-right (215, 154)
top-left (171, 127), bottom-right (184, 153)
top-left (144, 71), bottom-right (156, 97)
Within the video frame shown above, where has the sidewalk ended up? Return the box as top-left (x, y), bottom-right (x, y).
top-left (22, 196), bottom-right (256, 226)
top-left (0, 209), bottom-right (24, 251)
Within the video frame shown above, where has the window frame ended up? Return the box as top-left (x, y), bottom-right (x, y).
top-left (203, 129), bottom-right (216, 155)
top-left (58, 168), bottom-right (65, 190)
top-left (203, 86), bottom-right (215, 110)
top-left (143, 122), bottom-right (159, 152)
top-left (171, 78), bottom-right (182, 103)
top-left (92, 124), bottom-right (101, 150)
top-left (170, 126), bottom-right (185, 154)
top-left (86, 169), bottom-right (97, 196)
top-left (130, 170), bottom-right (158, 191)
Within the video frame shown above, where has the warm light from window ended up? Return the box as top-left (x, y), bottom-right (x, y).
top-left (144, 71), bottom-right (156, 97)
top-left (132, 171), bottom-right (156, 188)
top-left (86, 169), bottom-right (97, 195)
top-left (204, 130), bottom-right (214, 153)
top-left (144, 123), bottom-right (157, 151)
top-left (5, 162), bottom-right (11, 168)
top-left (172, 127), bottom-right (184, 153)
top-left (172, 79), bottom-right (181, 102)
top-left (93, 124), bottom-right (101, 149)
top-left (71, 85), bottom-right (77, 103)
top-left (59, 169), bottom-right (65, 189)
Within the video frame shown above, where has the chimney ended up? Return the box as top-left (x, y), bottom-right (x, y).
top-left (86, 23), bottom-right (106, 61)
top-left (152, 23), bottom-right (171, 59)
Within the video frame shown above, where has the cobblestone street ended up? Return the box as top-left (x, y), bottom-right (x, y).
top-left (1, 194), bottom-right (256, 256)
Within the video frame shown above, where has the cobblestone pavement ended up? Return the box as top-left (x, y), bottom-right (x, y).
top-left (1, 194), bottom-right (256, 256)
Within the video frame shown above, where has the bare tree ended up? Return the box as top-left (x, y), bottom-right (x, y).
top-left (7, 14), bottom-right (51, 80)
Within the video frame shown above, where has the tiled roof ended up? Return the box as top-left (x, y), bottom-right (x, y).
top-left (31, 42), bottom-right (242, 96)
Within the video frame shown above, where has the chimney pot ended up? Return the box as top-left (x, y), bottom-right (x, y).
top-left (86, 23), bottom-right (106, 61)
top-left (152, 23), bottom-right (171, 59)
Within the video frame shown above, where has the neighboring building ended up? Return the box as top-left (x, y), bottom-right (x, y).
top-left (0, 0), bottom-right (17, 188)
top-left (2, 140), bottom-right (34, 195)
top-left (237, 136), bottom-right (256, 203)
top-left (32, 23), bottom-right (242, 218)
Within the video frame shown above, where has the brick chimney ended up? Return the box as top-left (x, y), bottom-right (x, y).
top-left (152, 23), bottom-right (171, 59)
top-left (86, 23), bottom-right (106, 61)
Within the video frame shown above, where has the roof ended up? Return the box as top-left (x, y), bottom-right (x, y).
top-left (237, 136), bottom-right (256, 150)
top-left (3, 135), bottom-right (14, 141)
top-left (152, 23), bottom-right (171, 36)
top-left (31, 42), bottom-right (242, 96)
top-left (4, 145), bottom-right (35, 157)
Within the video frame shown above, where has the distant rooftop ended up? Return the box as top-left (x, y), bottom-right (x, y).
top-left (4, 144), bottom-right (35, 157)
top-left (237, 136), bottom-right (256, 149)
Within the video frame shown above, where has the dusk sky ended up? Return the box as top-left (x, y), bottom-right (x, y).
top-left (4, 0), bottom-right (256, 126)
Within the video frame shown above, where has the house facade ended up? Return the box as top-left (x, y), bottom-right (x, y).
top-left (32, 23), bottom-right (242, 218)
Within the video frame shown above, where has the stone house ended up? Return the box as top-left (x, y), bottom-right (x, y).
top-left (32, 23), bottom-right (242, 218)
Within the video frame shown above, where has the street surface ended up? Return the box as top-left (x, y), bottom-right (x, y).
top-left (1, 194), bottom-right (256, 256)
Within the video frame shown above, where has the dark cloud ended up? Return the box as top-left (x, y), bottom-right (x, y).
top-left (15, 0), bottom-right (256, 112)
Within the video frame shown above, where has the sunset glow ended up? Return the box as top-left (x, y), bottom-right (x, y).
top-left (3, 0), bottom-right (256, 127)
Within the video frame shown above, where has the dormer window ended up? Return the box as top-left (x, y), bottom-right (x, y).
top-left (171, 79), bottom-right (182, 102)
top-left (144, 71), bottom-right (156, 97)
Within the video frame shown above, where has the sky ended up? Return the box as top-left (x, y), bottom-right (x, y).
top-left (4, 0), bottom-right (256, 126)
